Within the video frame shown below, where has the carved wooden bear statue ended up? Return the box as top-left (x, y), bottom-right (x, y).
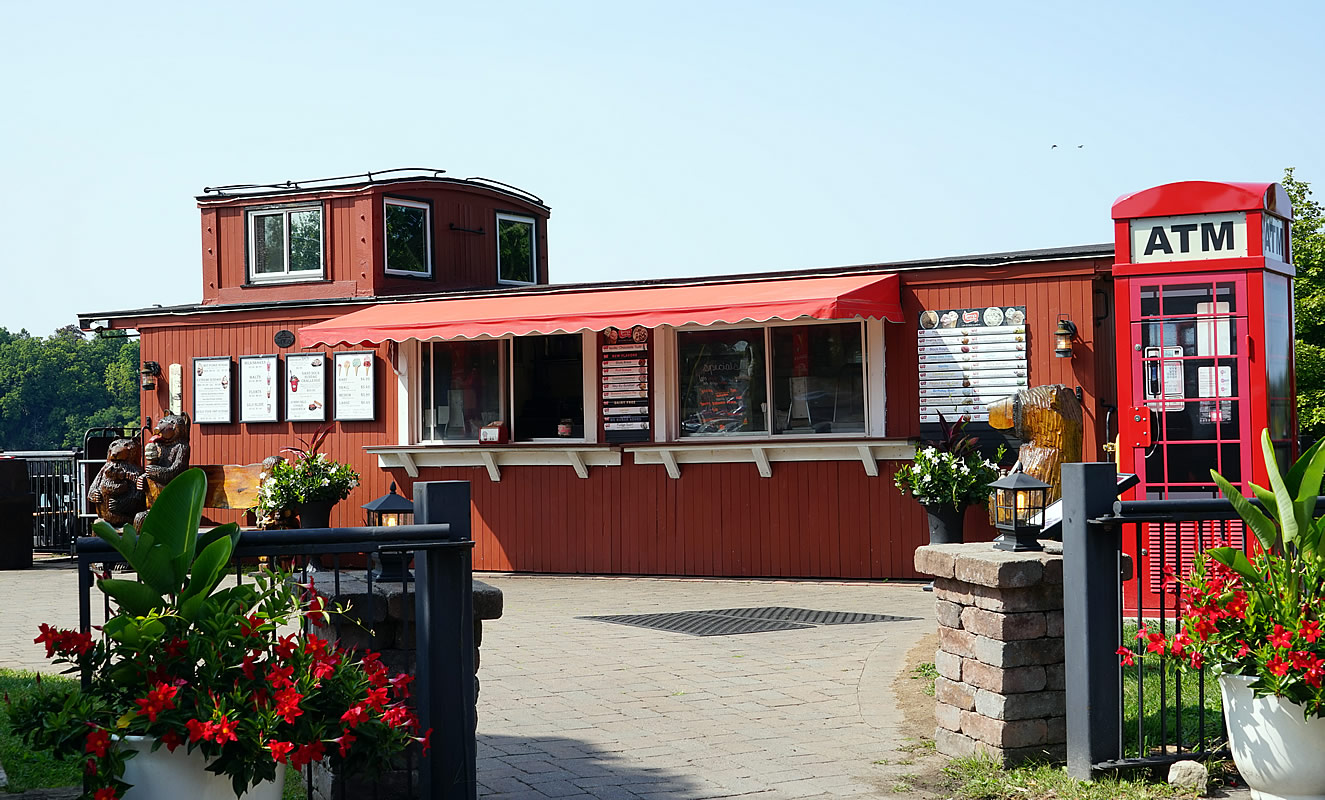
top-left (136, 412), bottom-right (192, 503)
top-left (986, 384), bottom-right (1083, 507)
top-left (87, 438), bottom-right (146, 527)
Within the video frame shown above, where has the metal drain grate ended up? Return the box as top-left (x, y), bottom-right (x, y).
top-left (579, 606), bottom-right (915, 636)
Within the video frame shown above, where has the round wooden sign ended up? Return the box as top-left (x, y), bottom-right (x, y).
top-left (274, 329), bottom-right (296, 348)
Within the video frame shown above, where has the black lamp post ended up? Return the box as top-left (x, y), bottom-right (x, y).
top-left (362, 482), bottom-right (414, 581)
top-left (988, 471), bottom-right (1050, 552)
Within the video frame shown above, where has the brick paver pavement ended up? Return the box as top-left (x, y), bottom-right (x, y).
top-left (1, 561), bottom-right (938, 798)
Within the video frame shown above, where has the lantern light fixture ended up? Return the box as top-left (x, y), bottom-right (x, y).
top-left (1053, 316), bottom-right (1077, 358)
top-left (362, 482), bottom-right (414, 581)
top-left (140, 361), bottom-right (162, 391)
top-left (988, 470), bottom-right (1050, 552)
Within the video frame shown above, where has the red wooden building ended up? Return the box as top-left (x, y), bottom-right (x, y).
top-left (78, 170), bottom-right (1293, 581)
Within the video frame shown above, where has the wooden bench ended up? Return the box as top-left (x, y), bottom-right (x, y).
top-left (144, 463), bottom-right (268, 518)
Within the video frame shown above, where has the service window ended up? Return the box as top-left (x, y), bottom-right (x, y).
top-left (248, 205), bottom-right (323, 282)
top-left (770, 323), bottom-right (865, 434)
top-left (384, 198), bottom-right (432, 277)
top-left (419, 340), bottom-right (503, 441)
top-left (512, 334), bottom-right (584, 440)
top-left (496, 213), bottom-right (536, 285)
top-left (678, 329), bottom-right (767, 436)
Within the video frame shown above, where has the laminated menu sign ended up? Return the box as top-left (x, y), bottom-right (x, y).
top-left (333, 352), bottom-right (375, 421)
top-left (285, 353), bottom-right (327, 422)
top-left (917, 306), bottom-right (1028, 425)
top-left (192, 357), bottom-right (232, 424)
top-left (238, 355), bottom-right (279, 423)
top-left (601, 326), bottom-right (651, 443)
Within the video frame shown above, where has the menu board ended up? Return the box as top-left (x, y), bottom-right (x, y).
top-left (238, 355), bottom-right (279, 423)
top-left (192, 357), bottom-right (232, 424)
top-left (601, 326), bottom-right (651, 443)
top-left (333, 352), bottom-right (375, 421)
top-left (917, 306), bottom-right (1028, 425)
top-left (285, 353), bottom-right (327, 422)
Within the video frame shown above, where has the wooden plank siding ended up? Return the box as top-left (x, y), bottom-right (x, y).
top-left (131, 255), bottom-right (1116, 580)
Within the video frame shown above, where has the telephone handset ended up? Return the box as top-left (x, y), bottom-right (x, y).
top-left (1144, 346), bottom-right (1184, 412)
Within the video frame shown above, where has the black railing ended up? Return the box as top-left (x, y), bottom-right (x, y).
top-left (9, 450), bottom-right (84, 553)
top-left (74, 480), bottom-right (477, 800)
top-left (1063, 462), bottom-right (1324, 779)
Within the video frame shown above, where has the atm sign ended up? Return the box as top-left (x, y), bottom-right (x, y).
top-left (1129, 212), bottom-right (1247, 264)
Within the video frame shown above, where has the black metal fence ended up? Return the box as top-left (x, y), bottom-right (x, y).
top-left (9, 450), bottom-right (85, 553)
top-left (1062, 462), bottom-right (1324, 778)
top-left (74, 480), bottom-right (478, 800)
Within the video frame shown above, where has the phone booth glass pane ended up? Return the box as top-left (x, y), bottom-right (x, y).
top-left (1265, 272), bottom-right (1295, 467)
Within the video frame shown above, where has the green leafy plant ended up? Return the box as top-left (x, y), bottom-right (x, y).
top-left (254, 426), bottom-right (360, 523)
top-left (1117, 430), bottom-right (1325, 718)
top-left (4, 469), bottom-right (424, 800)
top-left (894, 415), bottom-right (1004, 510)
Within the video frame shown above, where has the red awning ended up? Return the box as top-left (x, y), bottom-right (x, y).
top-left (299, 273), bottom-right (902, 346)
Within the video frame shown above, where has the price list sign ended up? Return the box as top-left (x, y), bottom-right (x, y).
top-left (917, 306), bottom-right (1029, 425)
top-left (601, 326), bottom-right (651, 443)
top-left (238, 355), bottom-right (279, 423)
top-left (192, 357), bottom-right (233, 424)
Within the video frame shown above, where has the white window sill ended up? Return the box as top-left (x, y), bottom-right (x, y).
top-left (625, 438), bottom-right (916, 479)
top-left (366, 444), bottom-right (621, 482)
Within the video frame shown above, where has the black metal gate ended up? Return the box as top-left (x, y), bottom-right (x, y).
top-left (10, 450), bottom-right (85, 554)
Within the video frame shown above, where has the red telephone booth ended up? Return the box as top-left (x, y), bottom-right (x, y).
top-left (1112, 181), bottom-right (1296, 609)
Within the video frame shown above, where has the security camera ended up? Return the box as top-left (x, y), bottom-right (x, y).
top-left (88, 319), bottom-right (109, 331)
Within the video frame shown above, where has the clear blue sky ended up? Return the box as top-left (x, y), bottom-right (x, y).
top-left (3, 1), bottom-right (1322, 335)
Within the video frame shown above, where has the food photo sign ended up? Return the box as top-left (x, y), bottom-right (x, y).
top-left (192, 357), bottom-right (233, 424)
top-left (285, 353), bottom-right (327, 422)
top-left (917, 306), bottom-right (1028, 435)
top-left (333, 352), bottom-right (375, 421)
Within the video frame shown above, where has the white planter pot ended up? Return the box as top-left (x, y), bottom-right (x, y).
top-left (1221, 673), bottom-right (1325, 800)
top-left (118, 736), bottom-right (285, 800)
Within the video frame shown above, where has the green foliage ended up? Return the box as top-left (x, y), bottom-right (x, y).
top-left (0, 325), bottom-right (140, 450)
top-left (1285, 169), bottom-right (1325, 439)
top-left (942, 755), bottom-right (1202, 799)
top-left (0, 669), bottom-right (83, 791)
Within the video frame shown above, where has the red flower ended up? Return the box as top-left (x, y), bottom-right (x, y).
top-left (266, 663), bottom-right (295, 689)
top-left (1116, 646), bottom-right (1135, 667)
top-left (1267, 655), bottom-right (1292, 677)
top-left (34, 623), bottom-right (59, 658)
top-left (85, 728), bottom-right (111, 758)
top-left (134, 682), bottom-right (179, 722)
top-left (1300, 620), bottom-right (1322, 644)
top-left (94, 788), bottom-right (118, 800)
top-left (1188, 651), bottom-right (1204, 670)
top-left (291, 740), bottom-right (325, 769)
top-left (340, 704), bottom-right (369, 728)
top-left (274, 687), bottom-right (304, 724)
top-left (419, 728), bottom-right (432, 756)
top-left (241, 652), bottom-right (262, 681)
top-left (334, 730), bottom-right (357, 757)
top-left (163, 637), bottom-right (189, 659)
top-left (364, 687), bottom-right (390, 709)
top-left (1170, 632), bottom-right (1192, 657)
top-left (274, 634), bottom-right (299, 660)
top-left (1268, 625), bottom-right (1294, 649)
top-left (1190, 615), bottom-right (1218, 641)
top-left (186, 718), bottom-right (213, 743)
top-left (239, 614), bottom-right (263, 637)
top-left (268, 739), bottom-right (295, 764)
top-left (1140, 628), bottom-right (1167, 655)
top-left (1235, 640), bottom-right (1250, 658)
top-left (389, 673), bottom-right (414, 698)
top-left (302, 634), bottom-right (329, 659)
top-left (160, 728), bottom-right (184, 753)
top-left (212, 715), bottom-right (238, 744)
top-left (381, 703), bottom-right (416, 729)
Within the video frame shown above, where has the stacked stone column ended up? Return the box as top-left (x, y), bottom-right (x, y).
top-left (914, 543), bottom-right (1066, 765)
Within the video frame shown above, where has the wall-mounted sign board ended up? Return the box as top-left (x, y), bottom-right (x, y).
top-left (192, 357), bottom-right (232, 424)
top-left (286, 353), bottom-right (328, 422)
top-left (238, 355), bottom-right (279, 423)
top-left (601, 327), bottom-right (652, 443)
top-left (333, 351), bottom-right (375, 421)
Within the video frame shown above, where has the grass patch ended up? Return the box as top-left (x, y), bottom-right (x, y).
top-left (912, 662), bottom-right (938, 696)
top-left (1121, 623), bottom-right (1225, 758)
top-left (0, 668), bottom-right (83, 791)
top-left (943, 756), bottom-right (1203, 799)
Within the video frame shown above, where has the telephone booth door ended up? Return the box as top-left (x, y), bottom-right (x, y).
top-left (1121, 273), bottom-right (1252, 609)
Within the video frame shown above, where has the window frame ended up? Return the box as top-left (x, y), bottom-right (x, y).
top-left (495, 212), bottom-right (537, 286)
top-left (383, 196), bottom-right (433, 278)
top-left (245, 203), bottom-right (325, 283)
top-left (416, 338), bottom-right (508, 444)
top-left (672, 319), bottom-right (871, 440)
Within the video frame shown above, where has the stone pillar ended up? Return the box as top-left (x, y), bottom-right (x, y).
top-left (914, 543), bottom-right (1065, 765)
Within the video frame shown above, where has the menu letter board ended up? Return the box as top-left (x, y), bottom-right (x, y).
top-left (601, 326), bottom-right (652, 443)
top-left (285, 353), bottom-right (328, 422)
top-left (192, 357), bottom-right (232, 424)
top-left (917, 306), bottom-right (1029, 430)
top-left (333, 352), bottom-right (375, 421)
top-left (238, 355), bottom-right (279, 423)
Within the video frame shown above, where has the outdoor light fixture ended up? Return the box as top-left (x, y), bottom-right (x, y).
top-left (140, 361), bottom-right (162, 391)
top-left (1053, 316), bottom-right (1077, 358)
top-left (362, 482), bottom-right (414, 581)
top-left (988, 471), bottom-right (1050, 552)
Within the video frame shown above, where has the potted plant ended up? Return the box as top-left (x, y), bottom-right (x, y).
top-left (894, 414), bottom-right (1004, 544)
top-left (1116, 431), bottom-right (1325, 800)
top-left (4, 468), bottom-right (426, 800)
top-left (254, 426), bottom-right (360, 529)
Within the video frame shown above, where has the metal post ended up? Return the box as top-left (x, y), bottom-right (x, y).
top-left (1063, 462), bottom-right (1123, 779)
top-left (413, 481), bottom-right (476, 800)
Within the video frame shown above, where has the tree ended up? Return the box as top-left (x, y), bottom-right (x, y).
top-left (0, 326), bottom-right (140, 450)
top-left (1284, 169), bottom-right (1325, 441)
